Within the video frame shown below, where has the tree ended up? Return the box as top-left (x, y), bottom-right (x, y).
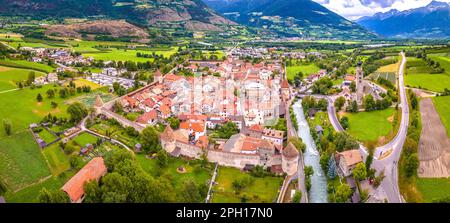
top-left (38, 188), bottom-right (53, 203)
top-left (179, 180), bottom-right (202, 203)
top-left (363, 94), bottom-right (376, 111)
top-left (289, 137), bottom-right (306, 153)
top-left (83, 180), bottom-right (102, 203)
top-left (350, 81), bottom-right (356, 92)
top-left (405, 153), bottom-right (419, 178)
top-left (46, 89), bottom-right (55, 98)
top-left (214, 121), bottom-right (239, 139)
top-left (348, 100), bottom-right (358, 113)
top-left (166, 117), bottom-right (180, 129)
top-left (141, 126), bottom-right (161, 153)
top-left (59, 88), bottom-right (68, 98)
top-left (373, 170), bottom-right (385, 188)
top-left (317, 98), bottom-right (328, 111)
top-left (334, 96), bottom-right (346, 111)
top-left (340, 116), bottom-right (349, 130)
top-left (36, 93), bottom-right (43, 102)
top-left (112, 82), bottom-right (120, 92)
top-left (353, 163), bottom-right (367, 181)
top-left (327, 155), bottom-right (337, 179)
top-left (157, 150), bottom-right (168, 168)
top-left (38, 188), bottom-right (69, 203)
top-left (27, 71), bottom-right (35, 85)
top-left (113, 101), bottom-right (123, 113)
top-left (67, 102), bottom-right (88, 123)
top-left (51, 101), bottom-right (58, 109)
top-left (335, 183), bottom-right (352, 203)
top-left (3, 119), bottom-right (12, 136)
top-left (292, 191), bottom-right (302, 203)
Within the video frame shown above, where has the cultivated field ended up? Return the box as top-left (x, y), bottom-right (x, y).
top-left (405, 57), bottom-right (450, 92)
top-left (418, 98), bottom-right (450, 178)
top-left (0, 131), bottom-right (51, 192)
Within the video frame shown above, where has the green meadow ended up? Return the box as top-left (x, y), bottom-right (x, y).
top-left (432, 96), bottom-right (450, 137)
top-left (405, 56), bottom-right (450, 93)
top-left (0, 66), bottom-right (46, 91)
top-left (416, 178), bottom-right (450, 203)
top-left (344, 108), bottom-right (396, 143)
top-left (0, 59), bottom-right (55, 73)
top-left (136, 155), bottom-right (213, 194)
top-left (212, 167), bottom-right (283, 203)
top-left (287, 63), bottom-right (321, 81)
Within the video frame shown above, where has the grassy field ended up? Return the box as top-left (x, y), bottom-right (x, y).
top-left (72, 133), bottom-right (98, 147)
top-left (0, 85), bottom-right (72, 134)
top-left (38, 129), bottom-right (58, 143)
top-left (0, 66), bottom-right (46, 91)
top-left (405, 57), bottom-right (450, 92)
top-left (42, 144), bottom-right (70, 176)
top-left (287, 63), bottom-right (321, 81)
top-left (82, 47), bottom-right (179, 62)
top-left (416, 178), bottom-right (450, 202)
top-left (432, 96), bottom-right (450, 137)
top-left (0, 131), bottom-right (51, 192)
top-left (428, 53), bottom-right (450, 75)
top-left (0, 59), bottom-right (55, 73)
top-left (136, 155), bottom-right (212, 192)
top-left (344, 108), bottom-right (395, 143)
top-left (212, 167), bottom-right (283, 203)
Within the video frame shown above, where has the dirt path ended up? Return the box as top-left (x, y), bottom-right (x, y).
top-left (418, 98), bottom-right (450, 178)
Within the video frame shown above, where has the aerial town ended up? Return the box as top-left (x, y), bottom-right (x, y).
top-left (0, 0), bottom-right (449, 209)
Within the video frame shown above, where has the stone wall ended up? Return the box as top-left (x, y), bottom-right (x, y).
top-left (207, 149), bottom-right (260, 169)
top-left (176, 141), bottom-right (204, 159)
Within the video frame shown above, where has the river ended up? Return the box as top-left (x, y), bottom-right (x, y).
top-left (292, 100), bottom-right (328, 203)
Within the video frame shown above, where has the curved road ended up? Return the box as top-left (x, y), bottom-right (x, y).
top-left (326, 53), bottom-right (408, 203)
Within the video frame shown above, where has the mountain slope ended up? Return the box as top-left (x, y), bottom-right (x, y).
top-left (0, 0), bottom-right (235, 31)
top-left (357, 1), bottom-right (450, 38)
top-left (203, 0), bottom-right (377, 39)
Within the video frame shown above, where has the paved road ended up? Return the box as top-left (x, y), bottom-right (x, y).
top-left (371, 52), bottom-right (409, 203)
top-left (324, 53), bottom-right (408, 203)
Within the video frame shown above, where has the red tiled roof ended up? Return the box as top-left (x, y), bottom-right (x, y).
top-left (143, 98), bottom-right (156, 108)
top-left (62, 157), bottom-right (107, 202)
top-left (281, 80), bottom-right (289, 88)
top-left (159, 105), bottom-right (171, 115)
top-left (180, 121), bottom-right (205, 133)
top-left (137, 110), bottom-right (158, 124)
top-left (249, 124), bottom-right (264, 132)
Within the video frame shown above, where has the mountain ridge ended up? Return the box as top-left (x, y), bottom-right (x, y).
top-left (203, 0), bottom-right (378, 39)
top-left (0, 0), bottom-right (236, 32)
top-left (356, 0), bottom-right (450, 38)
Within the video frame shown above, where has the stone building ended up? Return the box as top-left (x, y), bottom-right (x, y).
top-left (356, 61), bottom-right (364, 105)
top-left (281, 142), bottom-right (299, 176)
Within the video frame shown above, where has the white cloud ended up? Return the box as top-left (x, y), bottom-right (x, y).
top-left (313, 0), bottom-right (450, 20)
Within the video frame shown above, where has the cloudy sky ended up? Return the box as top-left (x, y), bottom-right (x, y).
top-left (313, 0), bottom-right (450, 20)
